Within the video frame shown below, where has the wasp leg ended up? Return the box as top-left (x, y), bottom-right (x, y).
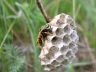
top-left (39, 46), bottom-right (43, 49)
top-left (44, 32), bottom-right (53, 36)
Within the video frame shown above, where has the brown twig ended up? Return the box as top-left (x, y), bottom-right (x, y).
top-left (83, 36), bottom-right (96, 72)
top-left (36, 0), bottom-right (51, 23)
top-left (76, 24), bottom-right (96, 71)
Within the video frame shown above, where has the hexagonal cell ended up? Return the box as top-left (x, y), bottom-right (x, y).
top-left (55, 65), bottom-right (65, 72)
top-left (56, 28), bottom-right (64, 36)
top-left (74, 35), bottom-right (79, 43)
top-left (60, 45), bottom-right (68, 54)
top-left (55, 65), bottom-right (61, 69)
top-left (64, 25), bottom-right (70, 33)
top-left (50, 68), bottom-right (57, 72)
top-left (45, 64), bottom-right (55, 70)
top-left (69, 42), bottom-right (76, 49)
top-left (70, 22), bottom-right (75, 30)
top-left (46, 52), bottom-right (54, 60)
top-left (56, 55), bottom-right (64, 63)
top-left (66, 15), bottom-right (73, 24)
top-left (68, 42), bottom-right (78, 54)
top-left (49, 46), bottom-right (59, 55)
top-left (71, 45), bottom-right (78, 54)
top-left (56, 14), bottom-right (65, 25)
top-left (70, 30), bottom-right (77, 40)
top-left (51, 36), bottom-right (62, 46)
top-left (61, 59), bottom-right (68, 65)
top-left (68, 55), bottom-right (74, 60)
top-left (65, 50), bottom-right (73, 58)
top-left (63, 34), bottom-right (71, 44)
top-left (51, 60), bottom-right (59, 66)
top-left (40, 56), bottom-right (52, 65)
top-left (68, 55), bottom-right (78, 63)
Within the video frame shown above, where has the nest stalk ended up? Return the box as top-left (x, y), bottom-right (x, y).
top-left (36, 0), bottom-right (50, 23)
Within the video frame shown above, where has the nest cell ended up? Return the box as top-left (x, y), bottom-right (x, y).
top-left (70, 30), bottom-right (77, 41)
top-left (69, 42), bottom-right (76, 49)
top-left (71, 45), bottom-right (78, 54)
top-left (65, 50), bottom-right (73, 58)
top-left (56, 28), bottom-right (64, 36)
top-left (60, 45), bottom-right (68, 54)
top-left (52, 36), bottom-right (62, 46)
top-left (63, 35), bottom-right (71, 44)
top-left (64, 25), bottom-right (70, 33)
top-left (56, 55), bottom-right (64, 63)
top-left (66, 15), bottom-right (73, 24)
top-left (51, 60), bottom-right (59, 66)
top-left (61, 59), bottom-right (68, 65)
top-left (46, 52), bottom-right (54, 60)
top-left (49, 46), bottom-right (59, 55)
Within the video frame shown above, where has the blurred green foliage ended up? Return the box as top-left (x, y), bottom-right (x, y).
top-left (0, 45), bottom-right (25, 72)
top-left (0, 0), bottom-right (96, 72)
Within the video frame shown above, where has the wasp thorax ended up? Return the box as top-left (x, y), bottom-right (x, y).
top-left (39, 13), bottom-right (79, 72)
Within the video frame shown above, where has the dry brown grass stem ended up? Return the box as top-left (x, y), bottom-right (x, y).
top-left (36, 0), bottom-right (51, 23)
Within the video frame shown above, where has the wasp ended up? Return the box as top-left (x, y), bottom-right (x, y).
top-left (37, 24), bottom-right (53, 49)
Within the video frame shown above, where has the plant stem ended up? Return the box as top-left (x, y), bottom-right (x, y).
top-left (0, 21), bottom-right (15, 49)
top-left (36, 0), bottom-right (51, 23)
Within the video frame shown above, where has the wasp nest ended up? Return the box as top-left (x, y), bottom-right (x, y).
top-left (39, 13), bottom-right (79, 72)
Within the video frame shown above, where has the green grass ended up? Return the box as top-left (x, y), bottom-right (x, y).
top-left (0, 0), bottom-right (96, 72)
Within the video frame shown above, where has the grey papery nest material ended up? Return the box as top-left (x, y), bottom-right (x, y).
top-left (39, 13), bottom-right (79, 72)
